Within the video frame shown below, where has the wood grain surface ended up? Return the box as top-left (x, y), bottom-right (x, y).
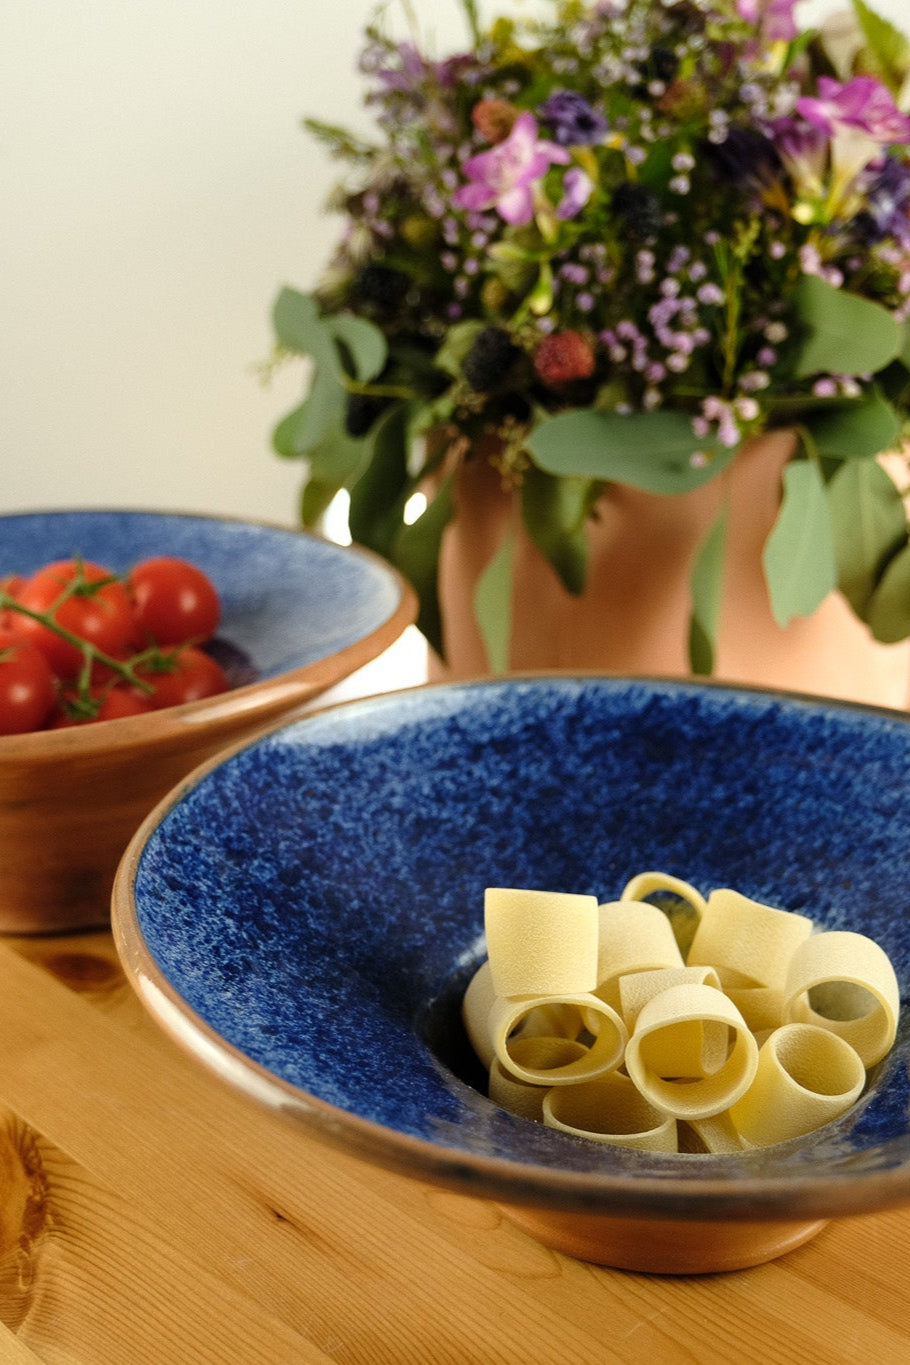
top-left (1, 929), bottom-right (909, 1364)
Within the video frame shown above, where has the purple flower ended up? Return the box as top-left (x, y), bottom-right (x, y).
top-left (539, 90), bottom-right (608, 146)
top-left (453, 113), bottom-right (569, 226)
top-left (857, 156), bottom-right (910, 245)
top-left (556, 167), bottom-right (594, 220)
top-left (797, 77), bottom-right (910, 147)
top-left (736, 0), bottom-right (798, 42)
top-left (769, 118), bottom-right (830, 198)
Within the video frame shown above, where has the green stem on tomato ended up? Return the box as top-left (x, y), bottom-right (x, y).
top-left (0, 592), bottom-right (156, 696)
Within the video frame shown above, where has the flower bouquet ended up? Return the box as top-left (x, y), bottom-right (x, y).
top-left (270, 0), bottom-right (910, 674)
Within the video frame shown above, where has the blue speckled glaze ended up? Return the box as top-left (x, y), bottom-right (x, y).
top-left (0, 510), bottom-right (401, 677)
top-left (126, 677), bottom-right (910, 1218)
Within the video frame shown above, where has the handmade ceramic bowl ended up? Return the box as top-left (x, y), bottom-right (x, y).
top-left (0, 509), bottom-right (415, 932)
top-left (113, 676), bottom-right (910, 1274)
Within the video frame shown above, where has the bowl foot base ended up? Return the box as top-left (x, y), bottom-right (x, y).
top-left (497, 1203), bottom-right (828, 1274)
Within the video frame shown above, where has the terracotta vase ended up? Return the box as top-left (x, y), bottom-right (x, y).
top-left (432, 429), bottom-right (910, 709)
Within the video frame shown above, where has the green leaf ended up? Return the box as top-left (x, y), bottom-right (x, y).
top-left (526, 410), bottom-right (732, 494)
top-left (688, 507), bottom-right (728, 677)
top-left (803, 389), bottom-right (901, 460)
top-left (300, 477), bottom-right (342, 529)
top-left (272, 288), bottom-right (329, 357)
top-left (434, 321), bottom-right (487, 378)
top-left (901, 321), bottom-right (910, 372)
top-left (273, 367), bottom-right (346, 459)
top-left (520, 466), bottom-right (596, 596)
top-left (866, 542), bottom-right (910, 643)
top-left (792, 276), bottom-right (902, 380)
top-left (348, 402), bottom-right (412, 558)
top-left (302, 420), bottom-right (369, 486)
top-left (828, 459), bottom-right (908, 616)
top-left (852, 0), bottom-right (910, 91)
top-left (763, 460), bottom-right (837, 627)
top-left (328, 314), bottom-right (388, 383)
top-left (393, 476), bottom-right (455, 658)
top-left (474, 524), bottom-right (516, 675)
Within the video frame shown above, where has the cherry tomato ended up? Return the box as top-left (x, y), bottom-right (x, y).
top-left (0, 628), bottom-right (57, 734)
top-left (133, 646), bottom-right (229, 710)
top-left (16, 559), bottom-right (135, 679)
top-left (52, 684), bottom-right (154, 727)
top-left (129, 556), bottom-right (221, 647)
top-left (0, 574), bottom-right (26, 630)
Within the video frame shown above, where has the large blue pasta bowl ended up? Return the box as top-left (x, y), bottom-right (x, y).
top-left (112, 676), bottom-right (910, 1273)
top-left (0, 509), bottom-right (414, 932)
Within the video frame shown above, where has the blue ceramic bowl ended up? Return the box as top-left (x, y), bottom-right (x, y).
top-left (113, 676), bottom-right (910, 1273)
top-left (0, 509), bottom-right (415, 932)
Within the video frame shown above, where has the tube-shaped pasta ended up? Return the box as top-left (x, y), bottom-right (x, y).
top-left (620, 870), bottom-right (707, 957)
top-left (680, 1111), bottom-right (745, 1154)
top-left (543, 1072), bottom-right (678, 1151)
top-left (489, 992), bottom-right (627, 1086)
top-left (729, 1023), bottom-right (867, 1147)
top-left (488, 1037), bottom-right (588, 1121)
top-left (687, 888), bottom-right (813, 990)
top-left (618, 965), bottom-right (721, 1031)
top-left (620, 871), bottom-right (707, 914)
top-left (461, 959), bottom-right (498, 1070)
top-left (594, 900), bottom-right (683, 1012)
top-left (783, 930), bottom-right (900, 1067)
top-left (722, 984), bottom-right (786, 1034)
top-left (624, 983), bottom-right (759, 1119)
top-left (485, 888), bottom-right (599, 997)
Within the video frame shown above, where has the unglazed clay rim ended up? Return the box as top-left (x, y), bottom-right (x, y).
top-left (112, 675), bottom-right (910, 1227)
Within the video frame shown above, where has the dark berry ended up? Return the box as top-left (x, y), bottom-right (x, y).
top-left (462, 327), bottom-right (524, 392)
top-left (350, 264), bottom-right (407, 311)
top-left (611, 183), bottom-right (663, 242)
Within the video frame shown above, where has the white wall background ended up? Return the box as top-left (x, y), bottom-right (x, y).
top-left (1, 0), bottom-right (906, 525)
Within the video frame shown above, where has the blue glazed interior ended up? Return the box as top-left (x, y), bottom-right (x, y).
top-left (0, 510), bottom-right (401, 677)
top-left (130, 677), bottom-right (910, 1194)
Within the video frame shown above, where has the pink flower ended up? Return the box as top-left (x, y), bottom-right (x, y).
top-left (797, 77), bottom-right (910, 147)
top-left (736, 0), bottom-right (797, 43)
top-left (453, 112), bottom-right (569, 226)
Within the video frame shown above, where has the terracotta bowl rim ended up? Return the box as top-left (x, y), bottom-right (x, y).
top-left (0, 508), bottom-right (417, 758)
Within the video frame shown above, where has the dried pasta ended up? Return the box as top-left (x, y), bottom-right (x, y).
top-left (463, 875), bottom-right (900, 1154)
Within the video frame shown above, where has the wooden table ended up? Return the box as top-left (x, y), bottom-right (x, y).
top-left (3, 646), bottom-right (910, 1363)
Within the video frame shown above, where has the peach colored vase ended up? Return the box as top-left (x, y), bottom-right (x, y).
top-left (432, 429), bottom-right (910, 709)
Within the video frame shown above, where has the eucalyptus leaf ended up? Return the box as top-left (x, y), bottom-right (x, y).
top-left (521, 466), bottom-right (595, 596)
top-left (303, 418), bottom-right (369, 486)
top-left (328, 314), bottom-right (388, 383)
top-left (275, 367), bottom-right (346, 459)
top-left (474, 524), bottom-right (515, 675)
top-left (527, 410), bottom-right (732, 494)
top-left (802, 389), bottom-right (901, 460)
top-left (866, 542), bottom-right (910, 642)
top-left (393, 476), bottom-right (455, 658)
top-left (348, 401), bottom-right (412, 558)
top-left (828, 459), bottom-right (908, 615)
top-left (791, 276), bottom-right (902, 380)
top-left (688, 507), bottom-right (728, 677)
top-left (273, 288), bottom-right (330, 358)
top-left (763, 460), bottom-right (837, 626)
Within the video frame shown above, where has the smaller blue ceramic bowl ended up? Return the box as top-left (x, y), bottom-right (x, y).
top-left (113, 676), bottom-right (910, 1273)
top-left (0, 509), bottom-right (414, 932)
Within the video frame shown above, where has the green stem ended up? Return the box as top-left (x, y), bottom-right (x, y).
top-left (0, 593), bottom-right (155, 695)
